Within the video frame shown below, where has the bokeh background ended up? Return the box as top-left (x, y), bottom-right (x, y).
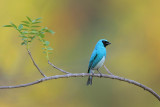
top-left (0, 0), bottom-right (160, 107)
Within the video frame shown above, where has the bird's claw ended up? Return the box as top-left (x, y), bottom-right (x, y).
top-left (92, 72), bottom-right (94, 76)
top-left (99, 73), bottom-right (102, 77)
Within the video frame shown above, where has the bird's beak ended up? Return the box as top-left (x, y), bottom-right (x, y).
top-left (106, 42), bottom-right (111, 45)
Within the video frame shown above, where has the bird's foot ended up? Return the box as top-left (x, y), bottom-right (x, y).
top-left (99, 73), bottom-right (102, 77)
top-left (91, 72), bottom-right (94, 76)
top-left (97, 69), bottom-right (102, 77)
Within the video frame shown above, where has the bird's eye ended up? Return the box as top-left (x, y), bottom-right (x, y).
top-left (102, 40), bottom-right (107, 44)
top-left (102, 40), bottom-right (106, 46)
top-left (102, 40), bottom-right (110, 47)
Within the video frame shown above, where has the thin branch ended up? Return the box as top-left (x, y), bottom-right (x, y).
top-left (48, 60), bottom-right (70, 74)
top-left (28, 50), bottom-right (47, 77)
top-left (0, 73), bottom-right (159, 101)
top-left (104, 65), bottom-right (113, 75)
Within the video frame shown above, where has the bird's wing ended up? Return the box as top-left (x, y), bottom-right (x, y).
top-left (88, 50), bottom-right (97, 73)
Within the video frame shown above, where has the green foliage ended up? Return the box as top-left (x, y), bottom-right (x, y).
top-left (3, 16), bottom-right (55, 60)
top-left (3, 25), bottom-right (12, 27)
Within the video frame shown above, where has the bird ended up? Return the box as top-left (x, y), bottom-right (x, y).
top-left (87, 39), bottom-right (111, 85)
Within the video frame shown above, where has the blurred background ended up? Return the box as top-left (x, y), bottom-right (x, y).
top-left (0, 0), bottom-right (160, 107)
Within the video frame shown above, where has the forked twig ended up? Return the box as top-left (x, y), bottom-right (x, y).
top-left (28, 50), bottom-right (47, 77)
top-left (104, 65), bottom-right (113, 75)
top-left (48, 60), bottom-right (70, 74)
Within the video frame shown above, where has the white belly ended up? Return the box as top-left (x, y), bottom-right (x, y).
top-left (93, 56), bottom-right (105, 70)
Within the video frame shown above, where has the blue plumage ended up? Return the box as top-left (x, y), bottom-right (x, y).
top-left (87, 39), bottom-right (111, 85)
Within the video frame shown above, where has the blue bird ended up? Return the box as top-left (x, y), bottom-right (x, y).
top-left (87, 39), bottom-right (111, 85)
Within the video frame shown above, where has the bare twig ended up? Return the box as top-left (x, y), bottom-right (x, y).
top-left (28, 50), bottom-right (47, 77)
top-left (104, 65), bottom-right (113, 75)
top-left (0, 73), bottom-right (159, 101)
top-left (48, 60), bottom-right (70, 74)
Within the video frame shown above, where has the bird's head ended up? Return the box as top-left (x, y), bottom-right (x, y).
top-left (99, 39), bottom-right (111, 47)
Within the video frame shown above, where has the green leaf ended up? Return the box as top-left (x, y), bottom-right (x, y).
top-left (29, 31), bottom-right (38, 34)
top-left (10, 22), bottom-right (17, 29)
top-left (30, 29), bottom-right (38, 31)
top-left (31, 20), bottom-right (35, 23)
top-left (47, 47), bottom-right (53, 50)
top-left (22, 31), bottom-right (28, 34)
top-left (39, 34), bottom-right (45, 38)
top-left (35, 17), bottom-right (42, 21)
top-left (21, 28), bottom-right (28, 30)
top-left (42, 48), bottom-right (46, 50)
top-left (3, 25), bottom-right (12, 27)
top-left (41, 27), bottom-right (48, 31)
top-left (31, 25), bottom-right (41, 28)
top-left (26, 16), bottom-right (32, 22)
top-left (44, 41), bottom-right (49, 46)
top-left (21, 21), bottom-right (30, 24)
top-left (21, 42), bottom-right (26, 45)
top-left (22, 24), bottom-right (29, 27)
top-left (18, 24), bottom-right (23, 31)
top-left (19, 35), bottom-right (27, 38)
top-left (22, 36), bottom-right (28, 40)
top-left (32, 21), bottom-right (42, 24)
top-left (47, 29), bottom-right (55, 34)
top-left (28, 36), bottom-right (35, 41)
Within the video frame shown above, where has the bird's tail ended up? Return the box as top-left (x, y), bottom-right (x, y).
top-left (87, 76), bottom-right (93, 86)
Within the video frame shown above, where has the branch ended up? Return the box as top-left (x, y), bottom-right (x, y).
top-left (0, 73), bottom-right (159, 101)
top-left (104, 65), bottom-right (113, 75)
top-left (48, 60), bottom-right (70, 74)
top-left (28, 50), bottom-right (47, 77)
top-left (1, 50), bottom-right (160, 101)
